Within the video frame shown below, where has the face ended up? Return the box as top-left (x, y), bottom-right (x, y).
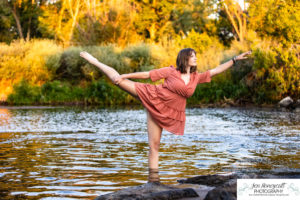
top-left (188, 52), bottom-right (197, 67)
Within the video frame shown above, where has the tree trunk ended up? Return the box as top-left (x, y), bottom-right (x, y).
top-left (223, 0), bottom-right (246, 42)
top-left (11, 4), bottom-right (24, 40)
top-left (26, 17), bottom-right (32, 41)
top-left (67, 0), bottom-right (80, 46)
top-left (57, 0), bottom-right (66, 43)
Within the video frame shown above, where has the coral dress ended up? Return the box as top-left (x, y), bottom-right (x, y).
top-left (135, 66), bottom-right (211, 135)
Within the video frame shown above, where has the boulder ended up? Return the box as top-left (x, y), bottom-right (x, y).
top-left (204, 179), bottom-right (237, 200)
top-left (94, 170), bottom-right (300, 200)
top-left (177, 173), bottom-right (236, 187)
top-left (94, 182), bottom-right (199, 200)
top-left (279, 96), bottom-right (293, 107)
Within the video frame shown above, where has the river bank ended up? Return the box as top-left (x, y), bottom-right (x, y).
top-left (1, 101), bottom-right (298, 112)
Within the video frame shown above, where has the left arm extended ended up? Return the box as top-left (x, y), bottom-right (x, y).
top-left (209, 51), bottom-right (252, 77)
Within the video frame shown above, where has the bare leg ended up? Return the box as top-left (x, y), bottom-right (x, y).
top-left (80, 52), bottom-right (138, 97)
top-left (147, 112), bottom-right (162, 170)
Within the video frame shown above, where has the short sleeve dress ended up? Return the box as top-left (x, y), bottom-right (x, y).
top-left (134, 66), bottom-right (211, 135)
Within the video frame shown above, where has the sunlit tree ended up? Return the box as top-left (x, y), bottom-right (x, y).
top-left (219, 0), bottom-right (248, 42)
top-left (248, 0), bottom-right (300, 45)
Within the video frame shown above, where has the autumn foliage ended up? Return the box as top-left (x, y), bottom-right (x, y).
top-left (0, 0), bottom-right (299, 105)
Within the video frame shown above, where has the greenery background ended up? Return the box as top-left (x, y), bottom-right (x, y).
top-left (0, 0), bottom-right (299, 105)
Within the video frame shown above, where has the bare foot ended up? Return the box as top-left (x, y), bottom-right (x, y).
top-left (80, 51), bottom-right (98, 63)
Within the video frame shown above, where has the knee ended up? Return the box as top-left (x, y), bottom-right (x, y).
top-left (149, 142), bottom-right (160, 153)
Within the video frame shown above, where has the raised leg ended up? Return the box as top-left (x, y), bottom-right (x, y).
top-left (80, 51), bottom-right (138, 97)
top-left (147, 112), bottom-right (162, 170)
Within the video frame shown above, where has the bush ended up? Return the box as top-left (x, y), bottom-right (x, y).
top-left (85, 79), bottom-right (137, 105)
top-left (55, 47), bottom-right (85, 81)
top-left (249, 43), bottom-right (300, 103)
top-left (188, 71), bottom-right (249, 104)
top-left (121, 43), bottom-right (158, 72)
top-left (41, 81), bottom-right (85, 103)
top-left (0, 39), bottom-right (62, 84)
top-left (7, 80), bottom-right (41, 105)
top-left (0, 39), bottom-right (62, 101)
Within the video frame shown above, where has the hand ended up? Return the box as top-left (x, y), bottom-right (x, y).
top-left (236, 51), bottom-right (252, 60)
top-left (80, 51), bottom-right (98, 63)
top-left (112, 75), bottom-right (125, 85)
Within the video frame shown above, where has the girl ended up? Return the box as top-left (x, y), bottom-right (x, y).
top-left (80, 48), bottom-right (251, 176)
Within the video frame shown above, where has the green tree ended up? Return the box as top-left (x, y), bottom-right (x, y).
top-left (171, 0), bottom-right (218, 36)
top-left (218, 0), bottom-right (248, 43)
top-left (0, 4), bottom-right (14, 43)
top-left (0, 0), bottom-right (44, 42)
top-left (248, 0), bottom-right (300, 45)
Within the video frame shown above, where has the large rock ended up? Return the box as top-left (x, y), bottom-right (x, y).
top-left (204, 179), bottom-right (237, 200)
top-left (94, 182), bottom-right (199, 200)
top-left (279, 96), bottom-right (293, 107)
top-left (178, 174), bottom-right (237, 200)
top-left (95, 170), bottom-right (300, 200)
top-left (177, 173), bottom-right (236, 187)
top-left (295, 99), bottom-right (300, 112)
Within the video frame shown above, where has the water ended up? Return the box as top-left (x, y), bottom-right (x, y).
top-left (0, 106), bottom-right (299, 199)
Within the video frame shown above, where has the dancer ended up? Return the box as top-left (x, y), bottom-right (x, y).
top-left (80, 48), bottom-right (251, 179)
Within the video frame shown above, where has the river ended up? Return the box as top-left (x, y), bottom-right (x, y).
top-left (0, 106), bottom-right (299, 199)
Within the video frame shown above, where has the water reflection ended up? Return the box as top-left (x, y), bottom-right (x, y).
top-left (0, 106), bottom-right (299, 199)
top-left (0, 108), bottom-right (10, 126)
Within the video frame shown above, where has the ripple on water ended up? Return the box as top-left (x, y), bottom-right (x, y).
top-left (0, 107), bottom-right (299, 199)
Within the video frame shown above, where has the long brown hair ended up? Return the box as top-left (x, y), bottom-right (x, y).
top-left (176, 48), bottom-right (197, 73)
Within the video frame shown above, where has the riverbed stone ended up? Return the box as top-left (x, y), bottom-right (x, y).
top-left (204, 179), bottom-right (237, 200)
top-left (295, 99), bottom-right (300, 112)
top-left (279, 96), bottom-right (293, 107)
top-left (94, 182), bottom-right (199, 200)
top-left (94, 170), bottom-right (300, 200)
top-left (177, 173), bottom-right (237, 187)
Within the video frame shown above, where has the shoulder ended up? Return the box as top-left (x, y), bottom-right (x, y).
top-left (169, 65), bottom-right (179, 73)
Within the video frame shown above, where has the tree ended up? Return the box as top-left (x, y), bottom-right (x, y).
top-left (0, 4), bottom-right (14, 43)
top-left (218, 0), bottom-right (248, 42)
top-left (248, 0), bottom-right (300, 45)
top-left (74, 0), bottom-right (140, 46)
top-left (38, 0), bottom-right (82, 46)
top-left (0, 0), bottom-right (44, 41)
top-left (171, 0), bottom-right (218, 37)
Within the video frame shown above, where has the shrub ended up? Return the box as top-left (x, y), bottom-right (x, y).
top-left (250, 43), bottom-right (300, 103)
top-left (7, 80), bottom-right (41, 105)
top-left (40, 81), bottom-right (83, 103)
top-left (85, 79), bottom-right (136, 105)
top-left (0, 39), bottom-right (62, 101)
top-left (121, 43), bottom-right (158, 72)
top-left (0, 39), bottom-right (62, 84)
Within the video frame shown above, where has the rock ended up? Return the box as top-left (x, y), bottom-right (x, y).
top-left (295, 99), bottom-right (300, 112)
top-left (178, 174), bottom-right (237, 200)
top-left (94, 182), bottom-right (199, 200)
top-left (204, 179), bottom-right (237, 200)
top-left (94, 170), bottom-right (300, 200)
top-left (174, 184), bottom-right (214, 200)
top-left (177, 173), bottom-right (237, 187)
top-left (279, 96), bottom-right (293, 107)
